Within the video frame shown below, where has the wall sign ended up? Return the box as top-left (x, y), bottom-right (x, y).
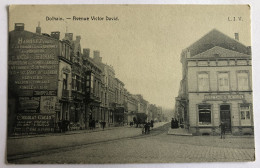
top-left (13, 113), bottom-right (55, 135)
top-left (204, 94), bottom-right (244, 101)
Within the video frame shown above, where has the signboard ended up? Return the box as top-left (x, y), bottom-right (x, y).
top-left (204, 94), bottom-right (244, 101)
top-left (13, 113), bottom-right (55, 135)
top-left (19, 96), bottom-right (40, 113)
top-left (40, 96), bottom-right (57, 113)
top-left (33, 90), bottom-right (57, 96)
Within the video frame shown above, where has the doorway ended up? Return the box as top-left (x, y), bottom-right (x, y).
top-left (220, 105), bottom-right (231, 132)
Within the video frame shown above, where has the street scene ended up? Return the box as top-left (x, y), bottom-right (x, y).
top-left (7, 123), bottom-right (254, 163)
top-left (7, 5), bottom-right (254, 164)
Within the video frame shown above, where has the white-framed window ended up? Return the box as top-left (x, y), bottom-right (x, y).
top-left (198, 104), bottom-right (211, 125)
top-left (198, 72), bottom-right (209, 91)
top-left (237, 71), bottom-right (249, 91)
top-left (218, 72), bottom-right (229, 91)
top-left (240, 104), bottom-right (251, 126)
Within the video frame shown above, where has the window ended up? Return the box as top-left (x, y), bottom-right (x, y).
top-left (90, 74), bottom-right (94, 93)
top-left (240, 104), bottom-right (251, 126)
top-left (218, 72), bottom-right (229, 91)
top-left (63, 73), bottom-right (68, 90)
top-left (237, 72), bottom-right (249, 91)
top-left (198, 104), bottom-right (211, 125)
top-left (72, 75), bottom-right (76, 90)
top-left (198, 72), bottom-right (209, 91)
top-left (240, 104), bottom-right (250, 120)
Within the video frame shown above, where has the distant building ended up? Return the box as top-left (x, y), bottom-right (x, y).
top-left (176, 29), bottom-right (253, 135)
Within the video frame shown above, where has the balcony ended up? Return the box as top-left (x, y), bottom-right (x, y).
top-left (72, 90), bottom-right (84, 100)
top-left (62, 90), bottom-right (69, 99)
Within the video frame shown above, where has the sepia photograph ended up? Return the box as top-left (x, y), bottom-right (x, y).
top-left (6, 4), bottom-right (255, 164)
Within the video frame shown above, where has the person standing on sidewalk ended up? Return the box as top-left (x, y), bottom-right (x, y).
top-left (219, 121), bottom-right (226, 139)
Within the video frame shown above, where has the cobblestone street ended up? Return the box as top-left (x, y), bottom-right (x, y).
top-left (8, 123), bottom-right (255, 164)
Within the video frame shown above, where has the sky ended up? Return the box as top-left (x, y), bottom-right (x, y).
top-left (9, 5), bottom-right (251, 109)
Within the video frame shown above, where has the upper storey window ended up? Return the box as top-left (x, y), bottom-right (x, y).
top-left (218, 72), bottom-right (229, 91)
top-left (198, 72), bottom-right (209, 91)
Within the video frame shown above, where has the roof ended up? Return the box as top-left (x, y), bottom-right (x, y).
top-left (186, 29), bottom-right (250, 57)
top-left (9, 29), bottom-right (60, 43)
top-left (191, 46), bottom-right (250, 59)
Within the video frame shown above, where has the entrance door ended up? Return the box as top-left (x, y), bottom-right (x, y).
top-left (220, 105), bottom-right (231, 132)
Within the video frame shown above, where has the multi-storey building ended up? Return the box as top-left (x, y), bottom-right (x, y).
top-left (114, 78), bottom-right (125, 124)
top-left (83, 49), bottom-right (102, 128)
top-left (8, 23), bottom-right (73, 135)
top-left (63, 34), bottom-right (86, 130)
top-left (124, 91), bottom-right (138, 123)
top-left (176, 29), bottom-right (253, 135)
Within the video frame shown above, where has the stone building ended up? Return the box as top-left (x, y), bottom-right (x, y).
top-left (83, 49), bottom-right (103, 128)
top-left (176, 29), bottom-right (253, 135)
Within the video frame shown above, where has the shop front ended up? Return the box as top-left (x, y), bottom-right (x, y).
top-left (189, 93), bottom-right (253, 136)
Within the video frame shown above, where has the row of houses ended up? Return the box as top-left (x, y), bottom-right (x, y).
top-left (8, 23), bottom-right (164, 136)
top-left (175, 29), bottom-right (253, 136)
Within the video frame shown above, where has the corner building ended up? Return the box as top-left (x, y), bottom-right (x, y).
top-left (8, 23), bottom-right (73, 135)
top-left (179, 29), bottom-right (253, 135)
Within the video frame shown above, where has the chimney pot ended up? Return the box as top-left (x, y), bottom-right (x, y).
top-left (83, 48), bottom-right (90, 58)
top-left (64, 33), bottom-right (73, 41)
top-left (76, 36), bottom-right (81, 42)
top-left (51, 31), bottom-right (60, 40)
top-left (15, 23), bottom-right (24, 31)
top-left (235, 33), bottom-right (239, 41)
top-left (36, 22), bottom-right (41, 34)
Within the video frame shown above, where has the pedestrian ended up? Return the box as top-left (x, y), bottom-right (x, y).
top-left (150, 120), bottom-right (154, 130)
top-left (219, 121), bottom-right (226, 139)
top-left (102, 121), bottom-right (106, 130)
top-left (171, 118), bottom-right (174, 129)
top-left (144, 122), bottom-right (148, 134)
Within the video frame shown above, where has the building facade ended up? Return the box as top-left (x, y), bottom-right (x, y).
top-left (177, 29), bottom-right (253, 135)
top-left (8, 23), bottom-right (73, 135)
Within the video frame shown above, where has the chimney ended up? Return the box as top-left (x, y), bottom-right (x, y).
top-left (83, 48), bottom-right (90, 58)
top-left (64, 33), bottom-right (73, 41)
top-left (51, 31), bottom-right (60, 40)
top-left (247, 46), bottom-right (251, 55)
top-left (93, 50), bottom-right (102, 63)
top-left (76, 36), bottom-right (81, 42)
top-left (235, 33), bottom-right (239, 41)
top-left (15, 23), bottom-right (24, 31)
top-left (36, 22), bottom-right (41, 34)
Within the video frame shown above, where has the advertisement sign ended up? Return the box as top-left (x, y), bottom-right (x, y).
top-left (40, 96), bottom-right (57, 113)
top-left (19, 96), bottom-right (40, 113)
top-left (13, 113), bottom-right (55, 135)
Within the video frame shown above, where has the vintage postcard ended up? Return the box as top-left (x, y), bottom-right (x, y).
top-left (7, 5), bottom-right (254, 164)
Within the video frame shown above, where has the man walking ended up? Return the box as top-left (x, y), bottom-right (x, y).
top-left (219, 121), bottom-right (226, 139)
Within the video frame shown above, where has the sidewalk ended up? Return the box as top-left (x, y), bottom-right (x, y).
top-left (168, 128), bottom-right (192, 136)
top-left (7, 122), bottom-right (169, 157)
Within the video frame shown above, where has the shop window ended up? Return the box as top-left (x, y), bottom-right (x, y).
top-left (237, 72), bottom-right (249, 91)
top-left (218, 72), bottom-right (229, 91)
top-left (198, 104), bottom-right (211, 125)
top-left (198, 72), bottom-right (209, 91)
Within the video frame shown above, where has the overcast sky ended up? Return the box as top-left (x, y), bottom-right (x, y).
top-left (9, 5), bottom-right (251, 109)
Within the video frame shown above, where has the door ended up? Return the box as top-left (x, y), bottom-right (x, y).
top-left (220, 105), bottom-right (231, 132)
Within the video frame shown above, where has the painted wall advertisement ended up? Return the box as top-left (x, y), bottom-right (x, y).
top-left (9, 31), bottom-right (59, 97)
top-left (13, 113), bottom-right (55, 135)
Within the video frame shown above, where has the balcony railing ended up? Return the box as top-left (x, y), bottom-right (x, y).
top-left (62, 90), bottom-right (69, 98)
